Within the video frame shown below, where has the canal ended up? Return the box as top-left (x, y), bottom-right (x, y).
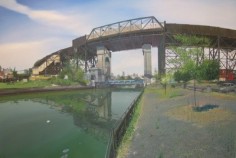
top-left (0, 88), bottom-right (142, 158)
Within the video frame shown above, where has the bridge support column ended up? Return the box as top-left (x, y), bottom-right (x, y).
top-left (96, 46), bottom-right (111, 81)
top-left (158, 36), bottom-right (166, 75)
top-left (142, 44), bottom-right (152, 78)
top-left (143, 44), bottom-right (152, 85)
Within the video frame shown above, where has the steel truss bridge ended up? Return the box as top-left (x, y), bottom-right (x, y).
top-left (34, 16), bottom-right (236, 75)
top-left (107, 80), bottom-right (144, 86)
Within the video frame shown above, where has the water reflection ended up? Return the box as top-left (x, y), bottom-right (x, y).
top-left (0, 88), bottom-right (141, 158)
top-left (27, 90), bottom-right (115, 142)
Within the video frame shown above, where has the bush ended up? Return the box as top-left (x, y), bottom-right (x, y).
top-left (51, 78), bottom-right (72, 86)
top-left (174, 70), bottom-right (191, 83)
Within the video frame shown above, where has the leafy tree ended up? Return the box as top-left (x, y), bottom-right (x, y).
top-left (174, 34), bottom-right (211, 46)
top-left (170, 34), bottom-right (212, 106)
top-left (153, 69), bottom-right (161, 84)
top-left (161, 73), bottom-right (172, 95)
top-left (57, 60), bottom-right (86, 85)
top-left (171, 34), bottom-right (212, 80)
top-left (197, 60), bottom-right (219, 80)
top-left (12, 68), bottom-right (17, 79)
top-left (174, 70), bottom-right (191, 83)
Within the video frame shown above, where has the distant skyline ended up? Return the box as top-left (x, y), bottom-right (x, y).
top-left (0, 0), bottom-right (236, 75)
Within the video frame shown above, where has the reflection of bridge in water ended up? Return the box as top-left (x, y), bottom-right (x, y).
top-left (30, 89), bottom-right (141, 143)
top-left (30, 90), bottom-right (113, 143)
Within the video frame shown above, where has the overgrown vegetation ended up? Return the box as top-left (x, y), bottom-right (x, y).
top-left (170, 35), bottom-right (219, 106)
top-left (171, 35), bottom-right (219, 83)
top-left (54, 60), bottom-right (87, 86)
top-left (0, 60), bottom-right (88, 89)
top-left (0, 80), bottom-right (52, 89)
top-left (116, 91), bottom-right (144, 158)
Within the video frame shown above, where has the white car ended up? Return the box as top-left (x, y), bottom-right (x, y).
top-left (219, 83), bottom-right (236, 93)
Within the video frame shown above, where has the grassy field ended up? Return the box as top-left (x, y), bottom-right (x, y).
top-left (0, 78), bottom-right (84, 90)
top-left (0, 80), bottom-right (52, 89)
top-left (145, 86), bottom-right (185, 99)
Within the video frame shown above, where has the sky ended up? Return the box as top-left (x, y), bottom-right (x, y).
top-left (0, 0), bottom-right (236, 75)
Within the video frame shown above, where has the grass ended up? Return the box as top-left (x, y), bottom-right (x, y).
top-left (165, 104), bottom-right (235, 127)
top-left (0, 78), bottom-right (85, 90)
top-left (210, 92), bottom-right (236, 100)
top-left (0, 80), bottom-right (52, 89)
top-left (146, 86), bottom-right (184, 99)
top-left (116, 90), bottom-right (144, 158)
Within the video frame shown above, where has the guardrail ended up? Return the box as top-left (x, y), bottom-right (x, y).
top-left (105, 89), bottom-right (144, 158)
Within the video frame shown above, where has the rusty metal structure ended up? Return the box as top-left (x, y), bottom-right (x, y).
top-left (33, 16), bottom-right (236, 76)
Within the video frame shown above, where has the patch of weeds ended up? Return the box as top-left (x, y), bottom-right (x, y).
top-left (116, 94), bottom-right (143, 158)
top-left (146, 87), bottom-right (184, 99)
top-left (169, 91), bottom-right (183, 98)
top-left (165, 105), bottom-right (234, 126)
top-left (211, 92), bottom-right (236, 100)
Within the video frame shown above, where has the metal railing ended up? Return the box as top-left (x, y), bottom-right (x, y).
top-left (105, 89), bottom-right (144, 158)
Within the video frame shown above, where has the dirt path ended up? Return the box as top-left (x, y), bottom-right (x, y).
top-left (125, 88), bottom-right (236, 158)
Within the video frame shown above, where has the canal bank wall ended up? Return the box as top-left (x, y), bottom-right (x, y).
top-left (106, 89), bottom-right (144, 158)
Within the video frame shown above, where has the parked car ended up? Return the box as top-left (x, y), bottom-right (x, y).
top-left (219, 83), bottom-right (236, 93)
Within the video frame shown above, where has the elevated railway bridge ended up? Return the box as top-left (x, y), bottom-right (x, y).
top-left (33, 16), bottom-right (236, 80)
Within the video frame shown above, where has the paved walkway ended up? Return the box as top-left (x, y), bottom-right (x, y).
top-left (125, 88), bottom-right (236, 158)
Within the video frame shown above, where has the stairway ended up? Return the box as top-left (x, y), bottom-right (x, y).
top-left (32, 54), bottom-right (60, 75)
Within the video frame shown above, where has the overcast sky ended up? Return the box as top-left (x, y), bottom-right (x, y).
top-left (0, 0), bottom-right (236, 75)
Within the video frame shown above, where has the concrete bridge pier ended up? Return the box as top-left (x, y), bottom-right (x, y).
top-left (90, 46), bottom-right (111, 83)
top-left (143, 44), bottom-right (152, 85)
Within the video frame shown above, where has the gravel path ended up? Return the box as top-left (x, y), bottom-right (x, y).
top-left (125, 88), bottom-right (236, 158)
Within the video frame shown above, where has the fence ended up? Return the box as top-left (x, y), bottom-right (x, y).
top-left (105, 89), bottom-right (144, 158)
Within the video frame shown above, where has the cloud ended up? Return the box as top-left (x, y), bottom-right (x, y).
top-left (0, 0), bottom-right (91, 35)
top-left (134, 0), bottom-right (236, 29)
top-left (0, 38), bottom-right (70, 70)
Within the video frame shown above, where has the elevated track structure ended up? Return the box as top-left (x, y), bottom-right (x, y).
top-left (33, 16), bottom-right (236, 79)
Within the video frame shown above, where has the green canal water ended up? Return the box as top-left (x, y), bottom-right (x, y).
top-left (0, 89), bottom-right (142, 158)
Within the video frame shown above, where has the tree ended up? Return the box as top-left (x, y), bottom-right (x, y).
top-left (153, 69), bottom-right (161, 84)
top-left (197, 59), bottom-right (220, 81)
top-left (12, 68), bottom-right (17, 79)
top-left (58, 60), bottom-right (87, 85)
top-left (161, 73), bottom-right (172, 95)
top-left (170, 34), bottom-right (212, 106)
top-left (174, 70), bottom-right (191, 86)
